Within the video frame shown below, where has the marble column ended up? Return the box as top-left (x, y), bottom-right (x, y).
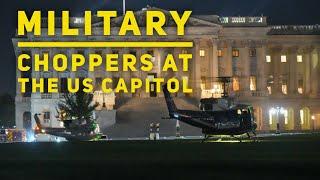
top-left (257, 45), bottom-right (267, 92)
top-left (304, 48), bottom-right (311, 95)
top-left (262, 104), bottom-right (271, 131)
top-left (288, 47), bottom-right (297, 95)
top-left (310, 48), bottom-right (319, 97)
top-left (210, 38), bottom-right (219, 78)
top-left (294, 107), bottom-right (301, 130)
top-left (272, 47), bottom-right (281, 96)
top-left (240, 47), bottom-right (250, 96)
top-left (192, 39), bottom-right (202, 99)
top-left (225, 44), bottom-right (233, 77)
top-left (122, 48), bottom-right (132, 98)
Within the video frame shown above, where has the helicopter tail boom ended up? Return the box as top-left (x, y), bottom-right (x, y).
top-left (162, 84), bottom-right (178, 117)
top-left (34, 113), bottom-right (43, 130)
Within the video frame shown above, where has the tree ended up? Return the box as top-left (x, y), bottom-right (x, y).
top-left (0, 93), bottom-right (15, 128)
top-left (57, 91), bottom-right (99, 135)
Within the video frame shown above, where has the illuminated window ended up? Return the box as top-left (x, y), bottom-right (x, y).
top-left (211, 83), bottom-right (223, 98)
top-left (282, 80), bottom-right (288, 95)
top-left (44, 112), bottom-right (50, 124)
top-left (283, 109), bottom-right (288, 125)
top-left (269, 109), bottom-right (274, 125)
top-left (219, 17), bottom-right (229, 23)
top-left (249, 48), bottom-right (256, 57)
top-left (231, 17), bottom-right (246, 23)
top-left (232, 77), bottom-right (240, 91)
top-left (282, 85), bottom-right (287, 95)
top-left (74, 18), bottom-right (84, 24)
top-left (281, 55), bottom-right (287, 63)
top-left (266, 55), bottom-right (271, 63)
top-left (217, 49), bottom-right (223, 57)
top-left (298, 79), bottom-right (303, 94)
top-left (200, 50), bottom-right (205, 57)
top-left (267, 75), bottom-right (274, 95)
top-left (44, 112), bottom-right (50, 120)
top-left (267, 86), bottom-right (272, 95)
top-left (300, 109), bottom-right (304, 125)
top-left (248, 17), bottom-right (263, 23)
top-left (200, 83), bottom-right (206, 90)
top-left (297, 55), bottom-right (303, 62)
top-left (232, 49), bottom-right (240, 57)
top-left (250, 76), bottom-right (257, 91)
top-left (182, 76), bottom-right (189, 86)
top-left (280, 76), bottom-right (288, 95)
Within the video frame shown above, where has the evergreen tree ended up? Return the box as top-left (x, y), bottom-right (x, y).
top-left (57, 91), bottom-right (99, 135)
top-left (0, 93), bottom-right (15, 128)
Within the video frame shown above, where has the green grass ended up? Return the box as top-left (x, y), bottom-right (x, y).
top-left (0, 133), bottom-right (320, 179)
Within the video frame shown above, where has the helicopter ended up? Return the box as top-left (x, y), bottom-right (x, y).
top-left (162, 77), bottom-right (257, 142)
top-left (33, 113), bottom-right (106, 141)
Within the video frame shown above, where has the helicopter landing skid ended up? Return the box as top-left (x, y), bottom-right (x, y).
top-left (246, 131), bottom-right (258, 142)
top-left (202, 132), bottom-right (258, 143)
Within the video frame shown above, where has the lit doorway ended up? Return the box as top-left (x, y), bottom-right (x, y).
top-left (300, 107), bottom-right (311, 130)
top-left (284, 108), bottom-right (294, 131)
top-left (268, 107), bottom-right (292, 131)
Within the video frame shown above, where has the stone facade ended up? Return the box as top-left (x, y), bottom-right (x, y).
top-left (12, 7), bottom-right (320, 133)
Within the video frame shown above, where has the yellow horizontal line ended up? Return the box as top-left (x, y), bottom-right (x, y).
top-left (18, 41), bottom-right (193, 48)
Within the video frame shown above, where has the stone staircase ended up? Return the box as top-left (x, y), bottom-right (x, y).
top-left (103, 97), bottom-right (202, 138)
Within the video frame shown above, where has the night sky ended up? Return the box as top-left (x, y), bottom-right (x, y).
top-left (1, 0), bottom-right (320, 95)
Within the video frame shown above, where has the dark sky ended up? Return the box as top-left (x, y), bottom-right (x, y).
top-left (1, 0), bottom-right (320, 95)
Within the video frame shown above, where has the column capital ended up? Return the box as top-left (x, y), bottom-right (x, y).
top-left (268, 45), bottom-right (283, 53)
top-left (193, 38), bottom-right (201, 45)
top-left (208, 37), bottom-right (219, 45)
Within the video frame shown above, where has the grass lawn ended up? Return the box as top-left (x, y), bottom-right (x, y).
top-left (0, 133), bottom-right (319, 179)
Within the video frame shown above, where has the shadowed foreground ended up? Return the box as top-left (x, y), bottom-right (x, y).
top-left (0, 134), bottom-right (320, 180)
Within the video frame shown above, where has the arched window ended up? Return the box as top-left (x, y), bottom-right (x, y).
top-left (300, 107), bottom-right (311, 130)
top-left (23, 112), bottom-right (32, 130)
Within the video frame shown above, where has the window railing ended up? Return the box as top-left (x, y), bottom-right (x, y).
top-left (19, 97), bottom-right (31, 102)
top-left (268, 25), bottom-right (320, 35)
top-left (59, 93), bottom-right (66, 99)
top-left (251, 91), bottom-right (269, 97)
top-left (41, 93), bottom-right (52, 99)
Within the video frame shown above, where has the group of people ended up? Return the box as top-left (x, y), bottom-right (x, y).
top-left (149, 123), bottom-right (160, 140)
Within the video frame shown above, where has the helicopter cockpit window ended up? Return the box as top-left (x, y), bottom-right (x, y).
top-left (202, 104), bottom-right (213, 111)
top-left (242, 109), bottom-right (249, 113)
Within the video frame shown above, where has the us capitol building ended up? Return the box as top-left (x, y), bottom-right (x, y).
top-left (12, 7), bottom-right (320, 137)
